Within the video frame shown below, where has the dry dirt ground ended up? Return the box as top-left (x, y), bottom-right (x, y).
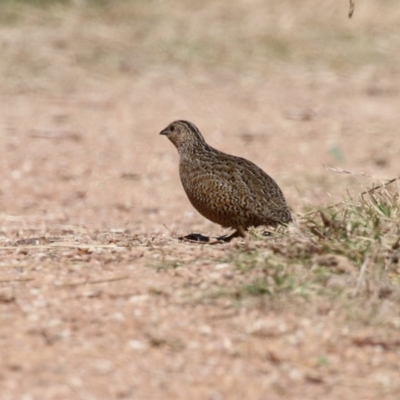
top-left (0, 1), bottom-right (400, 399)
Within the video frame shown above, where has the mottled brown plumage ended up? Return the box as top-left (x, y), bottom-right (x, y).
top-left (160, 120), bottom-right (292, 241)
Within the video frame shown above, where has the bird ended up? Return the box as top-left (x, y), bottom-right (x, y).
top-left (160, 120), bottom-right (292, 242)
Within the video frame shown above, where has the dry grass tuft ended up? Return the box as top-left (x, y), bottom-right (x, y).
top-left (197, 182), bottom-right (400, 319)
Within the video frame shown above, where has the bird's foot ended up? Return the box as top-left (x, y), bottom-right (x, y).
top-left (216, 230), bottom-right (243, 243)
top-left (215, 235), bottom-right (232, 242)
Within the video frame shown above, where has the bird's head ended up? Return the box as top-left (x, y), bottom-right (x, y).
top-left (160, 120), bottom-right (207, 154)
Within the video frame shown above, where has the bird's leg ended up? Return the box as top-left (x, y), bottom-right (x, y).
top-left (216, 231), bottom-right (239, 242)
top-left (216, 226), bottom-right (246, 242)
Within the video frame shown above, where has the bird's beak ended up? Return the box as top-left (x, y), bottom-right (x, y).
top-left (160, 129), bottom-right (169, 136)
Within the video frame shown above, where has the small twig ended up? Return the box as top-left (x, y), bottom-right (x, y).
top-left (304, 176), bottom-right (400, 217)
top-left (323, 164), bottom-right (371, 177)
top-left (50, 243), bottom-right (123, 249)
top-left (0, 213), bottom-right (64, 221)
top-left (0, 277), bottom-right (35, 283)
top-left (0, 264), bottom-right (30, 269)
top-left (0, 243), bottom-right (128, 250)
top-left (59, 275), bottom-right (130, 287)
top-left (353, 255), bottom-right (370, 296)
top-left (163, 224), bottom-right (174, 234)
top-left (28, 129), bottom-right (82, 141)
top-left (349, 0), bottom-right (355, 18)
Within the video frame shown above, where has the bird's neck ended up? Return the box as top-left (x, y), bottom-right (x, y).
top-left (177, 141), bottom-right (213, 159)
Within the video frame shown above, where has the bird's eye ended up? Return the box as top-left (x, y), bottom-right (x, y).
top-left (170, 125), bottom-right (175, 132)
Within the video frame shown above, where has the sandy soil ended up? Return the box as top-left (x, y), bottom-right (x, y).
top-left (0, 1), bottom-right (400, 399)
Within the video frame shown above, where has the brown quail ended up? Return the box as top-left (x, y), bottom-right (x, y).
top-left (160, 120), bottom-right (292, 242)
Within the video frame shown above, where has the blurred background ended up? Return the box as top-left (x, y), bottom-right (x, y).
top-left (0, 0), bottom-right (399, 236)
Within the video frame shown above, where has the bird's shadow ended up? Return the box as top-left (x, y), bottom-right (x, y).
top-left (178, 231), bottom-right (272, 244)
top-left (178, 233), bottom-right (212, 243)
